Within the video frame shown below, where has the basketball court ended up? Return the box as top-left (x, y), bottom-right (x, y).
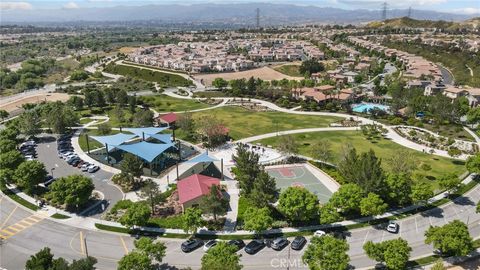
top-left (265, 163), bottom-right (339, 203)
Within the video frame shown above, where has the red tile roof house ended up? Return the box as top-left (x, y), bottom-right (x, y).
top-left (177, 174), bottom-right (222, 211)
top-left (156, 112), bottom-right (178, 126)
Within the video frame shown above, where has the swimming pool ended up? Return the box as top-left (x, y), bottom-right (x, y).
top-left (352, 103), bottom-right (390, 114)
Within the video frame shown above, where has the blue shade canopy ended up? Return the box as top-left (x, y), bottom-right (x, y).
top-left (113, 142), bottom-right (175, 162)
top-left (147, 133), bottom-right (172, 144)
top-left (124, 127), bottom-right (168, 140)
top-left (185, 152), bottom-right (219, 163)
top-left (90, 133), bottom-right (137, 146)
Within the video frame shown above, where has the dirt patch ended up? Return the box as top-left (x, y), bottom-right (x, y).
top-left (194, 66), bottom-right (303, 86)
top-left (118, 47), bottom-right (138, 54)
top-left (0, 93), bottom-right (71, 113)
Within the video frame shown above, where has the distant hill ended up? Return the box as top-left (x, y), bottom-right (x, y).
top-left (0, 3), bottom-right (476, 24)
top-left (367, 17), bottom-right (479, 30)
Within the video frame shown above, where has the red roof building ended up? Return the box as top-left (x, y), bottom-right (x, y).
top-left (156, 112), bottom-right (178, 125)
top-left (177, 174), bottom-right (221, 210)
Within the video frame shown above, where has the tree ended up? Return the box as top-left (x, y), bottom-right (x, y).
top-left (212, 78), bottom-right (228, 90)
top-left (319, 202), bottom-right (342, 224)
top-left (25, 247), bottom-right (55, 270)
top-left (232, 144), bottom-right (261, 195)
top-left (177, 111), bottom-right (195, 139)
top-left (117, 251), bottom-right (152, 270)
top-left (431, 260), bottom-right (446, 270)
top-left (14, 160), bottom-right (47, 194)
top-left (70, 70), bottom-right (89, 81)
top-left (466, 153), bottom-right (480, 174)
top-left (385, 174), bottom-right (412, 206)
top-left (360, 193), bottom-right (388, 217)
top-left (0, 150), bottom-right (25, 171)
top-left (447, 147), bottom-right (462, 158)
top-left (438, 173), bottom-right (461, 195)
top-left (46, 175), bottom-right (94, 209)
top-left (97, 123), bottom-right (111, 135)
top-left (200, 185), bottom-right (228, 221)
top-left (182, 207), bottom-right (203, 234)
top-left (425, 220), bottom-right (474, 257)
top-left (386, 149), bottom-right (417, 175)
top-left (18, 110), bottom-right (41, 137)
top-left (69, 257), bottom-right (98, 270)
top-left (302, 235), bottom-right (350, 270)
top-left (201, 242), bottom-right (242, 270)
top-left (119, 202), bottom-right (151, 228)
top-left (136, 179), bottom-right (161, 211)
top-left (363, 238), bottom-right (411, 270)
top-left (277, 187), bottom-right (318, 222)
top-left (411, 182), bottom-right (434, 206)
top-left (249, 170), bottom-right (278, 208)
top-left (132, 110), bottom-right (153, 127)
top-left (25, 247), bottom-right (97, 270)
top-left (466, 107), bottom-right (480, 125)
top-left (44, 102), bottom-right (78, 134)
top-left (120, 153), bottom-right (144, 178)
top-left (196, 115), bottom-right (228, 148)
top-left (330, 183), bottom-right (364, 215)
top-left (299, 59), bottom-right (325, 75)
top-left (310, 140), bottom-right (334, 163)
top-left (277, 135), bottom-right (298, 157)
top-left (0, 139), bottom-right (16, 152)
top-left (242, 206), bottom-right (273, 234)
top-left (134, 237), bottom-right (166, 263)
top-left (0, 109), bottom-right (9, 121)
top-left (112, 105), bottom-right (126, 123)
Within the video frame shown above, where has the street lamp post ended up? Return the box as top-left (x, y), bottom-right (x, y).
top-left (50, 168), bottom-right (55, 178)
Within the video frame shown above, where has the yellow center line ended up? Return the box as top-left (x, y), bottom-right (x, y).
top-left (119, 236), bottom-right (129, 255)
top-left (1, 229), bottom-right (15, 235)
top-left (79, 231), bottom-right (86, 256)
top-left (0, 205), bottom-right (18, 229)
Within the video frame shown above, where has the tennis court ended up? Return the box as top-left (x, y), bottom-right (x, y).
top-left (265, 164), bottom-right (337, 203)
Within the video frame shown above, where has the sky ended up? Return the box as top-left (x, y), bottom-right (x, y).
top-left (1, 0), bottom-right (479, 14)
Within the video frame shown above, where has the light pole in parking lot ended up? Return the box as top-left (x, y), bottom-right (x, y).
top-left (50, 168), bottom-right (55, 178)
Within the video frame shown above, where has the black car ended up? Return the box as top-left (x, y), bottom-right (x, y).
top-left (227, 239), bottom-right (245, 251)
top-left (271, 237), bottom-right (289, 251)
top-left (244, 240), bottom-right (266, 255)
top-left (44, 177), bottom-right (56, 187)
top-left (71, 159), bottom-right (82, 166)
top-left (290, 236), bottom-right (307, 250)
top-left (181, 239), bottom-right (203, 252)
top-left (67, 157), bottom-right (80, 165)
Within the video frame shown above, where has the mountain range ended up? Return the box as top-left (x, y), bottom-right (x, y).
top-left (1, 3), bottom-right (477, 25)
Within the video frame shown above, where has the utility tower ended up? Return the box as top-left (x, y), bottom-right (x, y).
top-left (256, 8), bottom-right (260, 28)
top-left (382, 2), bottom-right (388, 21)
top-left (407, 7), bottom-right (412, 18)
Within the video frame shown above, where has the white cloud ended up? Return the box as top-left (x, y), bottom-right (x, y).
top-left (452, 8), bottom-right (480, 15)
top-left (0, 2), bottom-right (33, 10)
top-left (63, 1), bottom-right (79, 9)
top-left (337, 0), bottom-right (447, 8)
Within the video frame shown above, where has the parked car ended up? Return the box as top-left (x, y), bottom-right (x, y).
top-left (76, 160), bottom-right (85, 168)
top-left (61, 152), bottom-right (74, 159)
top-left (71, 159), bottom-right (82, 166)
top-left (21, 140), bottom-right (36, 147)
top-left (81, 163), bottom-right (91, 172)
top-left (244, 240), bottom-right (265, 255)
top-left (44, 177), bottom-right (56, 187)
top-left (290, 236), bottom-right (307, 250)
top-left (65, 154), bottom-right (78, 161)
top-left (386, 221), bottom-right (399, 234)
top-left (67, 157), bottom-right (80, 165)
top-left (271, 237), bottom-right (289, 251)
top-left (25, 155), bottom-right (35, 161)
top-left (181, 239), bottom-right (203, 252)
top-left (313, 230), bottom-right (326, 237)
top-left (87, 165), bottom-right (99, 173)
top-left (227, 239), bottom-right (245, 251)
top-left (203, 240), bottom-right (218, 251)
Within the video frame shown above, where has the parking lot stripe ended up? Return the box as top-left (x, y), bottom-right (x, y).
top-left (363, 230), bottom-right (370, 244)
top-left (414, 216), bottom-right (418, 233)
top-left (0, 205), bottom-right (18, 229)
top-left (10, 224), bottom-right (25, 230)
top-left (1, 229), bottom-right (15, 236)
top-left (119, 236), bottom-right (129, 255)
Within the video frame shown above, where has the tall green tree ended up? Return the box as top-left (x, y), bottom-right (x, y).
top-left (201, 241), bottom-right (242, 270)
top-left (182, 207), bottom-right (203, 234)
top-left (310, 140), bottom-right (334, 163)
top-left (45, 175), bottom-right (94, 209)
top-left (410, 182), bottom-right (434, 206)
top-left (232, 144), bottom-right (260, 195)
top-left (438, 173), bottom-right (461, 195)
top-left (249, 170), bottom-right (278, 208)
top-left (363, 238), bottom-right (411, 270)
top-left (242, 206), bottom-right (273, 234)
top-left (330, 183), bottom-right (364, 215)
top-left (132, 110), bottom-right (153, 127)
top-left (386, 149), bottom-right (417, 175)
top-left (277, 187), bottom-right (318, 222)
top-left (0, 139), bottom-right (17, 153)
top-left (14, 160), bottom-right (47, 194)
top-left (44, 102), bottom-right (78, 134)
top-left (0, 150), bottom-right (25, 171)
top-left (134, 237), bottom-right (166, 263)
top-left (466, 153), bottom-right (480, 174)
top-left (319, 202), bottom-right (342, 224)
top-left (425, 220), bottom-right (474, 257)
top-left (302, 235), bottom-right (350, 270)
top-left (120, 153), bottom-right (144, 178)
top-left (200, 185), bottom-right (228, 221)
top-left (385, 173), bottom-right (412, 206)
top-left (360, 193), bottom-right (388, 217)
top-left (0, 109), bottom-right (8, 121)
top-left (117, 251), bottom-right (152, 270)
top-left (277, 135), bottom-right (298, 157)
top-left (119, 202), bottom-right (151, 228)
top-left (212, 78), bottom-right (228, 90)
top-left (136, 179), bottom-right (161, 211)
top-left (18, 110), bottom-right (41, 137)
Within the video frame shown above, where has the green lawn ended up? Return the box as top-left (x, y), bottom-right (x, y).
top-left (78, 129), bottom-right (123, 151)
top-left (193, 91), bottom-right (228, 98)
top-left (139, 95), bottom-right (212, 112)
top-left (256, 131), bottom-right (466, 185)
top-left (182, 106), bottom-right (342, 141)
top-left (273, 64), bottom-right (303, 77)
top-left (104, 63), bottom-right (192, 87)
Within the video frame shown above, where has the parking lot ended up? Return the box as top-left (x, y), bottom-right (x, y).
top-left (34, 134), bottom-right (124, 216)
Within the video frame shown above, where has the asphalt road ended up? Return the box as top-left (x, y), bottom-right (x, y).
top-left (35, 135), bottom-right (123, 216)
top-left (1, 180), bottom-right (480, 270)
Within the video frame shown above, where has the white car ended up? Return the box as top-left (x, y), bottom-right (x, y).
top-left (25, 155), bottom-right (35, 161)
top-left (65, 154), bottom-right (78, 161)
top-left (203, 240), bottom-right (218, 251)
top-left (386, 221), bottom-right (399, 234)
top-left (313, 230), bottom-right (326, 237)
top-left (21, 140), bottom-right (36, 147)
top-left (61, 152), bottom-right (74, 159)
top-left (87, 164), bottom-right (99, 173)
top-left (81, 163), bottom-right (91, 171)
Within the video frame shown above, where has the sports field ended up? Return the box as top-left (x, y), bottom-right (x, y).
top-left (265, 164), bottom-right (337, 203)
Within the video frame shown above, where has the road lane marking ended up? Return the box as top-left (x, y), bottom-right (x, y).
top-left (120, 236), bottom-right (129, 255)
top-left (0, 205), bottom-right (18, 229)
top-left (363, 230), bottom-right (370, 244)
top-left (80, 231), bottom-right (86, 256)
top-left (414, 216), bottom-right (418, 233)
top-left (0, 214), bottom-right (46, 240)
top-left (381, 231), bottom-right (385, 242)
top-left (399, 221), bottom-right (402, 237)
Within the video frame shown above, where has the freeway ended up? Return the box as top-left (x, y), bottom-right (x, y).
top-left (1, 179), bottom-right (479, 269)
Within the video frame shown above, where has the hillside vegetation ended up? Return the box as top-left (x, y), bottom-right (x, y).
top-left (367, 17), bottom-right (479, 30)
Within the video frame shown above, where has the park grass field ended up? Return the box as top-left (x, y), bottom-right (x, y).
top-left (256, 131), bottom-right (466, 185)
top-left (104, 63), bottom-right (192, 87)
top-left (139, 95), bottom-right (212, 112)
top-left (183, 106), bottom-right (342, 140)
top-left (273, 64), bottom-right (303, 77)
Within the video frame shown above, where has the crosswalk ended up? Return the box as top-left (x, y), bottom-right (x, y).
top-left (0, 214), bottom-right (47, 240)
